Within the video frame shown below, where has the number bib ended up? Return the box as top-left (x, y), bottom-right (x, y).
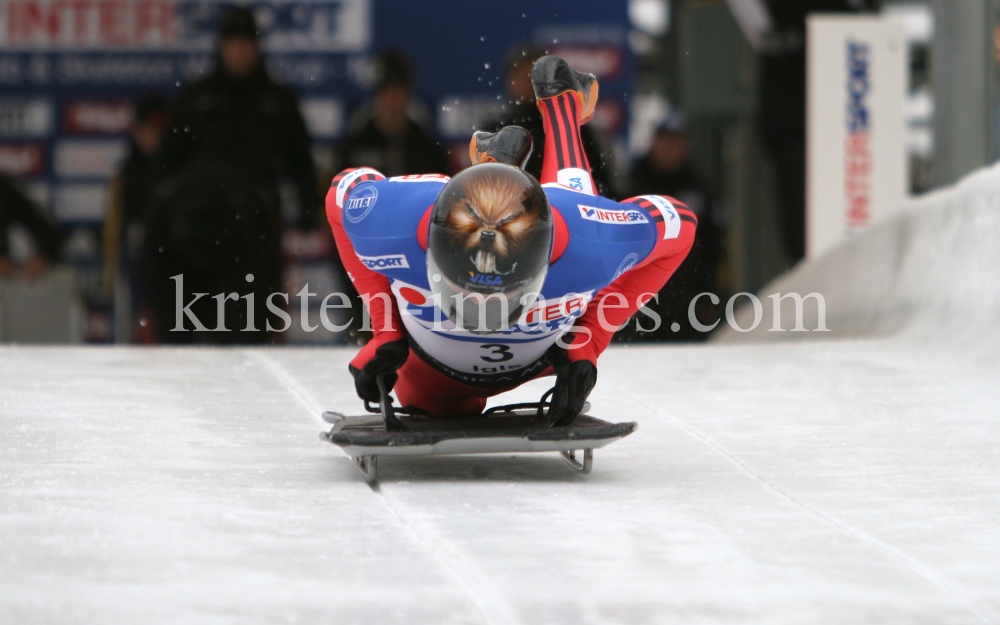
top-left (390, 281), bottom-right (593, 387)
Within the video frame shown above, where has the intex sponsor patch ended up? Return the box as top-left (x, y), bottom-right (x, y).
top-left (578, 204), bottom-right (649, 224)
top-left (358, 253), bottom-right (409, 269)
top-left (344, 186), bottom-right (378, 223)
top-left (612, 253), bottom-right (639, 280)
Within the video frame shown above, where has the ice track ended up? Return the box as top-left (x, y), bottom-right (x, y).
top-left (2, 165), bottom-right (1000, 623)
top-left (1, 342), bottom-right (997, 624)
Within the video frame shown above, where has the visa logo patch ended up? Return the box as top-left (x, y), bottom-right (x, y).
top-left (358, 254), bottom-right (409, 269)
top-left (578, 204), bottom-right (649, 224)
top-left (469, 273), bottom-right (502, 286)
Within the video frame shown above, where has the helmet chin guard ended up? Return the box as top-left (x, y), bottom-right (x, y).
top-left (427, 163), bottom-right (552, 333)
top-left (428, 255), bottom-right (546, 333)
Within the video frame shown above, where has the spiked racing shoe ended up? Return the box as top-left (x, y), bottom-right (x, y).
top-left (469, 125), bottom-right (534, 169)
top-left (530, 55), bottom-right (599, 124)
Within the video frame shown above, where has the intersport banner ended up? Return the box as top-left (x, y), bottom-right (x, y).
top-left (0, 0), bottom-right (630, 342)
top-left (0, 1), bottom-right (370, 50)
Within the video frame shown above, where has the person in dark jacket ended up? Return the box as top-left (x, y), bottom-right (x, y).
top-left (103, 94), bottom-right (169, 341)
top-left (617, 112), bottom-right (724, 342)
top-left (142, 161), bottom-right (279, 344)
top-left (152, 6), bottom-right (319, 343)
top-left (160, 7), bottom-right (319, 224)
top-left (336, 51), bottom-right (450, 177)
top-left (486, 44), bottom-right (617, 198)
top-left (334, 51), bottom-right (451, 343)
top-left (0, 173), bottom-right (61, 279)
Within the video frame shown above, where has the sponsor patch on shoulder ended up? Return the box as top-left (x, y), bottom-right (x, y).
top-left (358, 253), bottom-right (409, 269)
top-left (344, 186), bottom-right (378, 223)
top-left (578, 204), bottom-right (649, 224)
top-left (612, 253), bottom-right (639, 280)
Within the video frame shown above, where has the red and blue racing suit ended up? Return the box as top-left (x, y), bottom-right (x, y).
top-left (326, 92), bottom-right (696, 416)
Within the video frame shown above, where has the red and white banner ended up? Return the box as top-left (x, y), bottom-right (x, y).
top-left (0, 0), bottom-right (371, 51)
top-left (0, 142), bottom-right (45, 176)
top-left (63, 100), bottom-right (133, 134)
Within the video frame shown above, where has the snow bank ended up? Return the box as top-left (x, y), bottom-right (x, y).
top-left (716, 162), bottom-right (1000, 345)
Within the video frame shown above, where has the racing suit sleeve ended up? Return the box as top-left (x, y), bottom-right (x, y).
top-left (326, 168), bottom-right (406, 369)
top-left (566, 196), bottom-right (697, 364)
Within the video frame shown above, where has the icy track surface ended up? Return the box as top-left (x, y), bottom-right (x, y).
top-left (1, 343), bottom-right (998, 625)
top-left (4, 164), bottom-right (1000, 623)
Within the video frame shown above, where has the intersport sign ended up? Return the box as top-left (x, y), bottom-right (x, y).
top-left (0, 0), bottom-right (371, 51)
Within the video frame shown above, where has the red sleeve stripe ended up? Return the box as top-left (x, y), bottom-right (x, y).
top-left (330, 168), bottom-right (386, 209)
top-left (330, 168), bottom-right (385, 189)
top-left (677, 208), bottom-right (698, 226)
top-left (330, 169), bottom-right (354, 187)
top-left (621, 198), bottom-right (668, 241)
top-left (623, 197), bottom-right (664, 223)
top-left (623, 195), bottom-right (697, 227)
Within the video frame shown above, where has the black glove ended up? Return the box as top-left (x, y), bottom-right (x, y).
top-left (544, 343), bottom-right (597, 426)
top-left (348, 339), bottom-right (409, 403)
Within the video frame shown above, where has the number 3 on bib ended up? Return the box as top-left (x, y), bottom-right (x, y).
top-left (480, 344), bottom-right (513, 363)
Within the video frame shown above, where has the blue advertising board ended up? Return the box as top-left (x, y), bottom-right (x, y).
top-left (0, 0), bottom-right (630, 342)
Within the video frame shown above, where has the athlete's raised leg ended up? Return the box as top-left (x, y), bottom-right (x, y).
top-left (531, 56), bottom-right (599, 194)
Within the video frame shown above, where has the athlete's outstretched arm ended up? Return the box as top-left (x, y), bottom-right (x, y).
top-left (567, 196), bottom-right (698, 364)
top-left (326, 168), bottom-right (406, 372)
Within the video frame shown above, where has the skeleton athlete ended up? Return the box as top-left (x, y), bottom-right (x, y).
top-left (326, 56), bottom-right (697, 423)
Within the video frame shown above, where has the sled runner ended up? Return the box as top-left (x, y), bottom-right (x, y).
top-left (320, 376), bottom-right (637, 484)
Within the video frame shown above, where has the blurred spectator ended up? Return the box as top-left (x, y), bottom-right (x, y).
top-left (617, 112), bottom-right (724, 342)
top-left (141, 162), bottom-right (277, 344)
top-left (487, 43), bottom-right (617, 198)
top-left (103, 94), bottom-right (169, 341)
top-left (336, 51), bottom-right (450, 176)
top-left (154, 6), bottom-right (319, 343)
top-left (160, 6), bottom-right (318, 227)
top-left (0, 173), bottom-right (61, 280)
top-left (334, 51), bottom-right (450, 344)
